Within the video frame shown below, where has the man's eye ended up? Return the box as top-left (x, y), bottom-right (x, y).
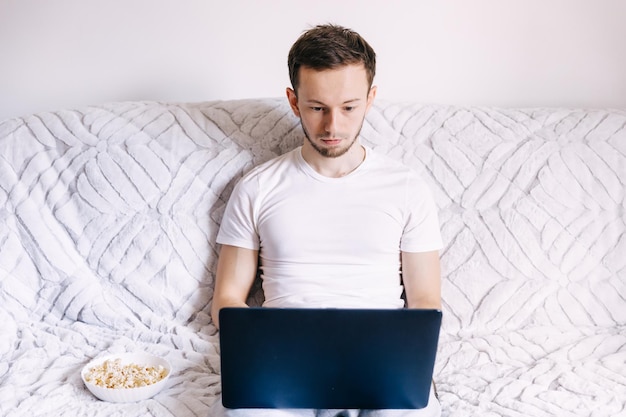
top-left (344, 107), bottom-right (355, 112)
top-left (311, 107), bottom-right (324, 112)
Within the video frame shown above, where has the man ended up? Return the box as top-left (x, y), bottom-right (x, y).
top-left (209, 24), bottom-right (443, 417)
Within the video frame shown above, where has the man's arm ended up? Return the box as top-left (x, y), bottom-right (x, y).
top-left (210, 244), bottom-right (259, 329)
top-left (401, 250), bottom-right (442, 310)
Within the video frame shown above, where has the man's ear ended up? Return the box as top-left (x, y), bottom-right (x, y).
top-left (286, 88), bottom-right (301, 118)
top-left (365, 85), bottom-right (377, 113)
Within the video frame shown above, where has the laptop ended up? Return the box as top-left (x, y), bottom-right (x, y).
top-left (218, 307), bottom-right (442, 409)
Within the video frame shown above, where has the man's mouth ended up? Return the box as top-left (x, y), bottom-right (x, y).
top-left (321, 138), bottom-right (342, 145)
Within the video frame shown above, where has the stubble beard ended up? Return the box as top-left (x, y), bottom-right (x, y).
top-left (301, 120), bottom-right (364, 159)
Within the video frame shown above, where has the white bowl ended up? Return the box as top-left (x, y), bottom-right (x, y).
top-left (81, 352), bottom-right (171, 403)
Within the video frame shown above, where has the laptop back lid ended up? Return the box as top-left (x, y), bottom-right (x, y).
top-left (219, 307), bottom-right (442, 409)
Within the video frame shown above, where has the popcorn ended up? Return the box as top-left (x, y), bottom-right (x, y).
top-left (84, 358), bottom-right (168, 389)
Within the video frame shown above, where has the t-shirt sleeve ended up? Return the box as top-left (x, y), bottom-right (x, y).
top-left (216, 176), bottom-right (260, 250)
top-left (400, 174), bottom-right (443, 252)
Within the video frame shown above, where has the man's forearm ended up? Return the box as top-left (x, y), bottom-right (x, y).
top-left (402, 250), bottom-right (442, 310)
top-left (406, 294), bottom-right (442, 310)
top-left (211, 245), bottom-right (259, 329)
top-left (211, 296), bottom-right (249, 330)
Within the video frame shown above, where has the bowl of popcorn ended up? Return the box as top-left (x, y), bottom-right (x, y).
top-left (81, 352), bottom-right (171, 402)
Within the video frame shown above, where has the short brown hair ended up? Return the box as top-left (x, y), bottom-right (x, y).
top-left (288, 24), bottom-right (376, 93)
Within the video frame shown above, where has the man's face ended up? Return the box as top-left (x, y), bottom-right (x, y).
top-left (287, 64), bottom-right (376, 159)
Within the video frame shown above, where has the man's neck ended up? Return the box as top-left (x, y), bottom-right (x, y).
top-left (301, 142), bottom-right (366, 178)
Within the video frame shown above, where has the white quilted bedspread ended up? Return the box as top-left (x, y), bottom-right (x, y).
top-left (0, 99), bottom-right (625, 417)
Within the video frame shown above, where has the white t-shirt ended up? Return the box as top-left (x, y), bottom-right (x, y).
top-left (216, 146), bottom-right (442, 309)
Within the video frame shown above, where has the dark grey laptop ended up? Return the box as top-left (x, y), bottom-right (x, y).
top-left (218, 307), bottom-right (442, 409)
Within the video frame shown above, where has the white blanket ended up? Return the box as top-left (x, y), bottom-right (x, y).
top-left (0, 99), bottom-right (624, 416)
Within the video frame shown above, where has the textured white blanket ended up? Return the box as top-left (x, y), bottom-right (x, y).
top-left (0, 99), bottom-right (624, 416)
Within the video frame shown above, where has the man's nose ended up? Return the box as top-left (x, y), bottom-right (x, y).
top-left (324, 109), bottom-right (340, 135)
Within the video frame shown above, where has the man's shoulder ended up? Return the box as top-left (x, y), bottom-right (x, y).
top-left (242, 147), bottom-right (300, 181)
top-left (367, 147), bottom-right (419, 176)
top-left (365, 147), bottom-right (433, 194)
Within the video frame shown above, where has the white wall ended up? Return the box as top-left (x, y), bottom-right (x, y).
top-left (1, 0), bottom-right (625, 120)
